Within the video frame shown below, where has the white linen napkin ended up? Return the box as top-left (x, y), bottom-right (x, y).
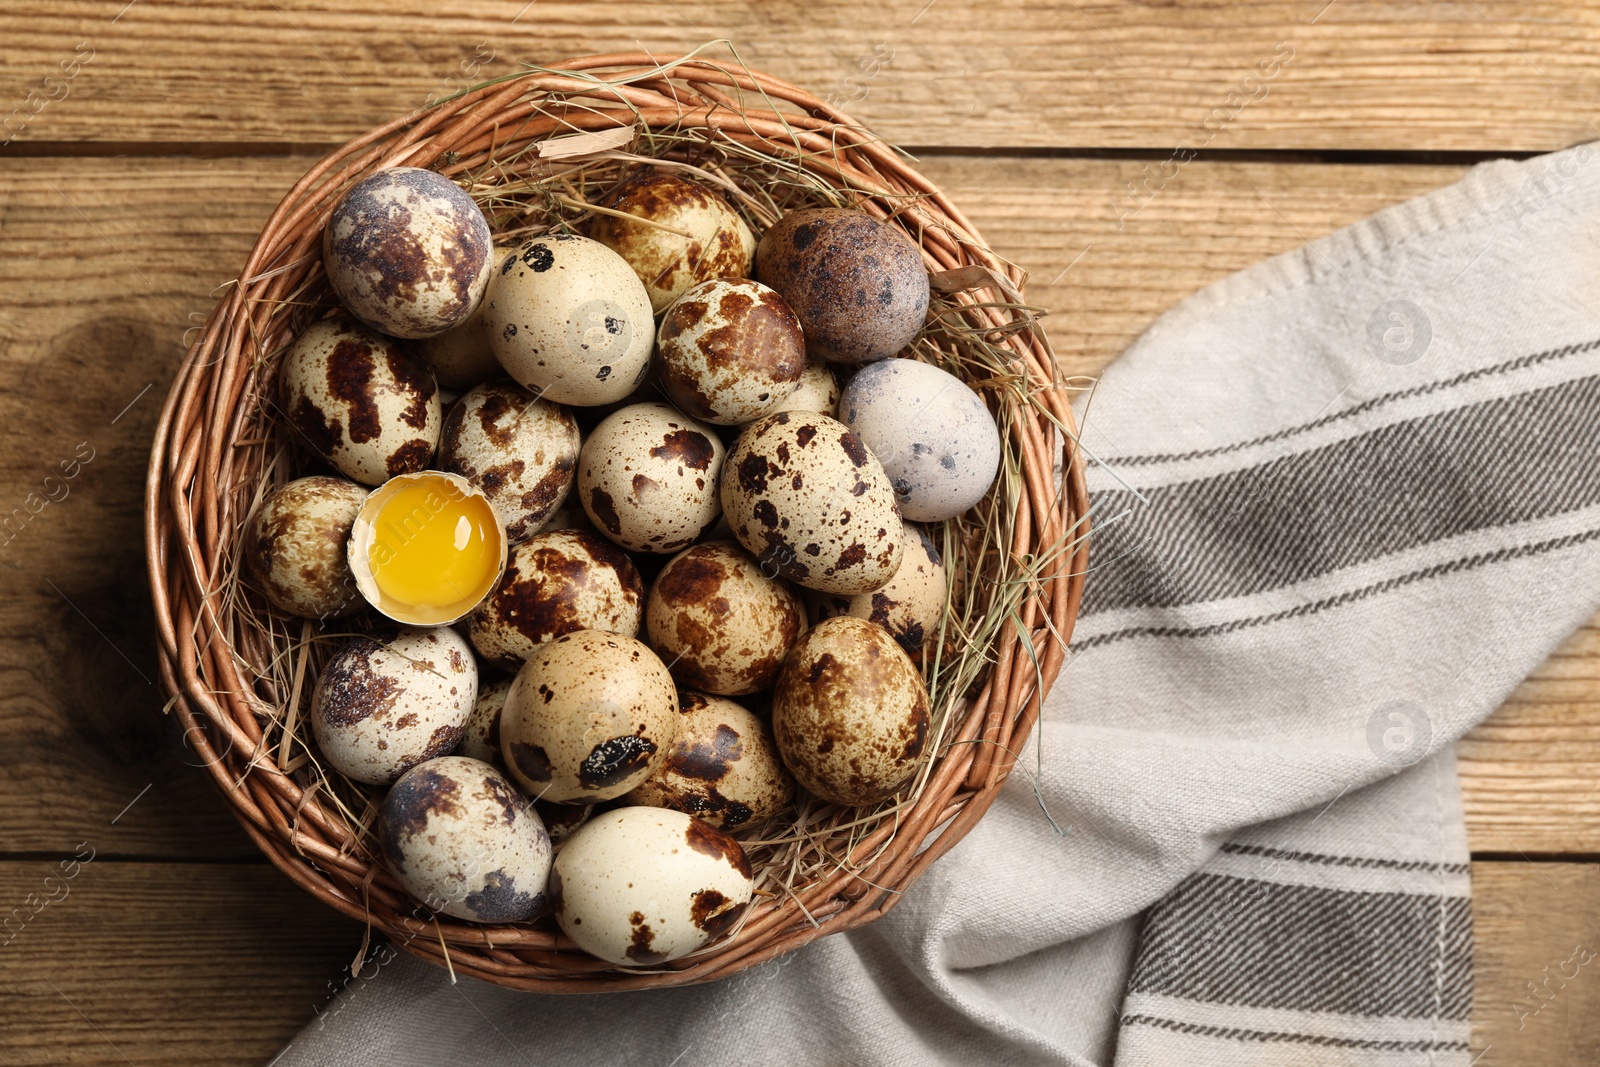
top-left (272, 140), bottom-right (1600, 1067)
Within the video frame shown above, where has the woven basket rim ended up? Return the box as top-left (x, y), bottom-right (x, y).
top-left (144, 51), bottom-right (1091, 992)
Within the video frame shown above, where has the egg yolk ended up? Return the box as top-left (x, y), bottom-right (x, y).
top-left (367, 478), bottom-right (500, 618)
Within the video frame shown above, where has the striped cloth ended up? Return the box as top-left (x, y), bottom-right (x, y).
top-left (274, 144), bottom-right (1600, 1067)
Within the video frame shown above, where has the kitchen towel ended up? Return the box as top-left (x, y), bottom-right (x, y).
top-left (273, 141), bottom-right (1600, 1066)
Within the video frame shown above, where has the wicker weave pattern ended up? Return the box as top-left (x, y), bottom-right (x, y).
top-left (144, 54), bottom-right (1089, 991)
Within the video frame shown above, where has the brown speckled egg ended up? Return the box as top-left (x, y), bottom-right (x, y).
top-left (500, 630), bottom-right (678, 803)
top-left (438, 381), bottom-right (580, 543)
top-left (469, 529), bottom-right (645, 669)
top-left (311, 627), bottom-right (477, 785)
top-left (323, 167), bottom-right (493, 339)
top-left (769, 358), bottom-right (840, 418)
top-left (625, 692), bottom-right (794, 830)
top-left (553, 806), bottom-right (753, 965)
top-left (458, 675), bottom-right (512, 765)
top-left (413, 245), bottom-right (515, 389)
top-left (720, 412), bottom-right (903, 595)
top-left (656, 278), bottom-right (805, 425)
top-left (589, 170), bottom-right (756, 314)
top-left (246, 476), bottom-right (368, 619)
top-left (755, 208), bottom-right (929, 365)
top-left (578, 403), bottom-right (724, 554)
top-left (380, 756), bottom-right (552, 921)
top-left (538, 801), bottom-right (594, 844)
top-left (646, 541), bottom-right (803, 695)
top-left (772, 616), bottom-right (930, 806)
top-left (811, 521), bottom-right (947, 658)
top-left (483, 235), bottom-right (654, 407)
top-left (279, 316), bottom-right (441, 485)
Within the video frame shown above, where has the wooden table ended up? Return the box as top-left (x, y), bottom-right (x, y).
top-left (1, 3), bottom-right (1597, 1063)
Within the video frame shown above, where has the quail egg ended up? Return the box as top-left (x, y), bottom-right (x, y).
top-left (483, 235), bottom-right (653, 407)
top-left (589, 170), bottom-right (756, 313)
top-left (311, 626), bottom-right (478, 785)
top-left (500, 630), bottom-right (678, 803)
top-left (578, 403), bottom-right (725, 554)
top-left (469, 529), bottom-right (645, 669)
top-left (768, 358), bottom-right (840, 418)
top-left (646, 541), bottom-right (803, 695)
top-left (323, 167), bottom-right (494, 339)
top-left (811, 521), bottom-right (947, 658)
top-left (841, 358), bottom-right (1002, 521)
top-left (720, 411), bottom-right (902, 595)
top-left (437, 380), bottom-right (580, 543)
top-left (246, 476), bottom-right (368, 619)
top-left (755, 207), bottom-right (929, 364)
top-left (458, 675), bottom-right (512, 765)
top-left (553, 806), bottom-right (753, 965)
top-left (279, 316), bottom-right (441, 486)
top-left (772, 616), bottom-right (930, 806)
top-left (656, 278), bottom-right (805, 425)
top-left (412, 245), bottom-right (516, 389)
top-left (380, 755), bottom-right (552, 922)
top-left (626, 692), bottom-right (794, 830)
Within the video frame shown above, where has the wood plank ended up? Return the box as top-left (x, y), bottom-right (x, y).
top-left (1, 154), bottom-right (1595, 859)
top-left (0, 860), bottom-right (361, 1066)
top-left (1471, 861), bottom-right (1600, 1064)
top-left (3, 1), bottom-right (1600, 153)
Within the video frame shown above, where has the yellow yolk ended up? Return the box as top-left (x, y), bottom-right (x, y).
top-left (365, 477), bottom-right (501, 620)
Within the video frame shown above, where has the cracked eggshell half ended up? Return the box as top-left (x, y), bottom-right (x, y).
top-left (553, 806), bottom-right (753, 965)
top-left (311, 627), bottom-right (478, 786)
top-left (483, 235), bottom-right (653, 407)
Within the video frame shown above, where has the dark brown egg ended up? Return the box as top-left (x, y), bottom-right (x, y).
top-left (755, 208), bottom-right (929, 365)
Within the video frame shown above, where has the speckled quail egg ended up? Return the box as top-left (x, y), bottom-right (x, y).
top-left (589, 170), bottom-right (756, 313)
top-left (646, 541), bottom-right (804, 695)
top-left (842, 359), bottom-right (1001, 521)
top-left (323, 167), bottom-right (494, 340)
top-left (437, 380), bottom-right (580, 542)
top-left (578, 403), bottom-right (725, 554)
top-left (380, 756), bottom-right (552, 922)
top-left (755, 208), bottom-right (929, 365)
top-left (655, 278), bottom-right (805, 425)
top-left (768, 358), bottom-right (840, 418)
top-left (311, 627), bottom-right (477, 785)
top-left (469, 529), bottom-right (645, 669)
top-left (246, 476), bottom-right (368, 619)
top-left (720, 411), bottom-right (903, 595)
top-left (279, 316), bottom-right (441, 485)
top-left (772, 616), bottom-right (930, 806)
top-left (458, 675), bottom-right (512, 765)
top-left (625, 692), bottom-right (794, 830)
top-left (811, 521), bottom-right (947, 658)
top-left (483, 235), bottom-right (654, 407)
top-left (553, 806), bottom-right (753, 965)
top-left (500, 630), bottom-right (678, 803)
top-left (413, 245), bottom-right (515, 389)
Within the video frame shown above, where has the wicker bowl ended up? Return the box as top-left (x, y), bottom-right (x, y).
top-left (145, 52), bottom-right (1089, 991)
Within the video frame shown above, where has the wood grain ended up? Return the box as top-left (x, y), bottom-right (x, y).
top-left (0, 860), bottom-right (360, 1066)
top-left (2, 1), bottom-right (1600, 153)
top-left (1, 153), bottom-right (1595, 862)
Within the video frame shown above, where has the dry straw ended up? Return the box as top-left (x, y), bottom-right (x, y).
top-left (145, 48), bottom-right (1090, 991)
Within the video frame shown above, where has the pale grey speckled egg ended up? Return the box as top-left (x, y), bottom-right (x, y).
top-left (720, 412), bottom-right (902, 595)
top-left (578, 403), bottom-right (725, 554)
top-left (311, 627), bottom-right (477, 785)
top-left (767, 358), bottom-right (840, 418)
top-left (841, 359), bottom-right (1001, 522)
top-left (246, 476), bottom-right (368, 619)
top-left (656, 278), bottom-right (805, 425)
top-left (500, 630), bottom-right (678, 804)
top-left (811, 520), bottom-right (948, 658)
top-left (380, 755), bottom-right (552, 922)
top-left (278, 316), bottom-right (441, 486)
top-left (323, 167), bottom-right (494, 339)
top-left (483, 235), bottom-right (653, 407)
top-left (625, 692), bottom-right (794, 830)
top-left (553, 806), bottom-right (753, 965)
top-left (772, 616), bottom-right (930, 807)
top-left (437, 380), bottom-right (580, 543)
top-left (469, 529), bottom-right (645, 669)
